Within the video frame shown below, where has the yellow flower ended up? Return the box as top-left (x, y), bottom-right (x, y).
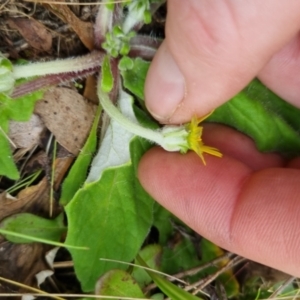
top-left (186, 115), bottom-right (222, 165)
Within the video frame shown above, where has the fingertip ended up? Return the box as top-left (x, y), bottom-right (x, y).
top-left (144, 42), bottom-right (185, 123)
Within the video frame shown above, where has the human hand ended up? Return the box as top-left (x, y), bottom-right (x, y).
top-left (138, 0), bottom-right (300, 277)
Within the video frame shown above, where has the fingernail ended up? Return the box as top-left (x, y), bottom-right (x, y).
top-left (145, 42), bottom-right (185, 122)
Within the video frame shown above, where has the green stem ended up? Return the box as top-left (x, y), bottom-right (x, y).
top-left (12, 51), bottom-right (104, 79)
top-left (98, 89), bottom-right (164, 145)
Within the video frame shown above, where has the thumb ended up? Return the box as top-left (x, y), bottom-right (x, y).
top-left (145, 0), bottom-right (300, 124)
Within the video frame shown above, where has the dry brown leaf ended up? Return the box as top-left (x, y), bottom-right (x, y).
top-left (0, 179), bottom-right (52, 232)
top-left (35, 87), bottom-right (97, 155)
top-left (83, 75), bottom-right (98, 104)
top-left (23, 151), bottom-right (48, 175)
top-left (53, 155), bottom-right (75, 190)
top-left (9, 114), bottom-right (45, 149)
top-left (0, 168), bottom-right (68, 292)
top-left (7, 18), bottom-right (52, 52)
top-left (0, 242), bottom-right (50, 293)
top-left (43, 1), bottom-right (94, 50)
top-left (0, 178), bottom-right (56, 292)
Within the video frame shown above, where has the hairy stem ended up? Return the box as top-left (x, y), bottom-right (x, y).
top-left (12, 51), bottom-right (104, 80)
top-left (98, 88), bottom-right (164, 145)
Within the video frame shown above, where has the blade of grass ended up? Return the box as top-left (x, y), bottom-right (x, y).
top-left (136, 255), bottom-right (203, 300)
top-left (0, 228), bottom-right (89, 250)
top-left (0, 276), bottom-right (65, 300)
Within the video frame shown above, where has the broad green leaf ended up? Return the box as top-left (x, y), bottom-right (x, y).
top-left (132, 244), bottom-right (162, 288)
top-left (0, 90), bottom-right (44, 179)
top-left (65, 136), bottom-right (154, 292)
top-left (208, 79), bottom-right (300, 156)
top-left (65, 90), bottom-right (154, 292)
top-left (60, 106), bottom-right (101, 206)
top-left (121, 58), bottom-right (150, 100)
top-left (101, 55), bottom-right (114, 93)
top-left (137, 256), bottom-right (202, 300)
top-left (95, 270), bottom-right (144, 299)
top-left (0, 213), bottom-right (66, 243)
top-left (65, 141), bottom-right (154, 292)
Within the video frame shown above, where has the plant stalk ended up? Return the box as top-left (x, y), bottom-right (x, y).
top-left (12, 51), bottom-right (104, 79)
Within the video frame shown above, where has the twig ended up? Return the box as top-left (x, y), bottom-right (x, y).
top-left (0, 276), bottom-right (65, 300)
top-left (186, 255), bottom-right (246, 295)
top-left (99, 258), bottom-right (188, 285)
top-left (53, 260), bottom-right (74, 269)
top-left (291, 279), bottom-right (300, 300)
top-left (0, 126), bottom-right (17, 149)
top-left (175, 252), bottom-right (235, 279)
top-left (269, 276), bottom-right (297, 299)
top-left (49, 138), bottom-right (57, 217)
top-left (144, 252), bottom-right (235, 293)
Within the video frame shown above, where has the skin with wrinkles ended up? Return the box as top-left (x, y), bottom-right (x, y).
top-left (139, 0), bottom-right (300, 277)
top-left (139, 125), bottom-right (300, 277)
top-left (145, 0), bottom-right (300, 123)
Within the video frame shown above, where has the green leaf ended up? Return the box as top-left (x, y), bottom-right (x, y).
top-left (0, 90), bottom-right (44, 179)
top-left (152, 203), bottom-right (174, 245)
top-left (0, 91), bottom-right (44, 122)
top-left (0, 132), bottom-right (19, 179)
top-left (65, 102), bottom-right (155, 292)
top-left (208, 79), bottom-right (300, 156)
top-left (137, 256), bottom-right (203, 300)
top-left (59, 106), bottom-right (101, 206)
top-left (105, 2), bottom-right (114, 10)
top-left (65, 90), bottom-right (157, 291)
top-left (121, 58), bottom-right (150, 100)
top-left (132, 244), bottom-right (162, 288)
top-left (65, 139), bottom-right (154, 292)
top-left (101, 55), bottom-right (114, 93)
top-left (95, 269), bottom-right (145, 299)
top-left (0, 213), bottom-right (66, 243)
top-left (151, 294), bottom-right (164, 300)
top-left (118, 56), bottom-right (134, 71)
top-left (161, 235), bottom-right (201, 276)
top-left (143, 10), bottom-right (152, 24)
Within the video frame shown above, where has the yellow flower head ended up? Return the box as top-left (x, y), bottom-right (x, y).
top-left (186, 114), bottom-right (223, 165)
